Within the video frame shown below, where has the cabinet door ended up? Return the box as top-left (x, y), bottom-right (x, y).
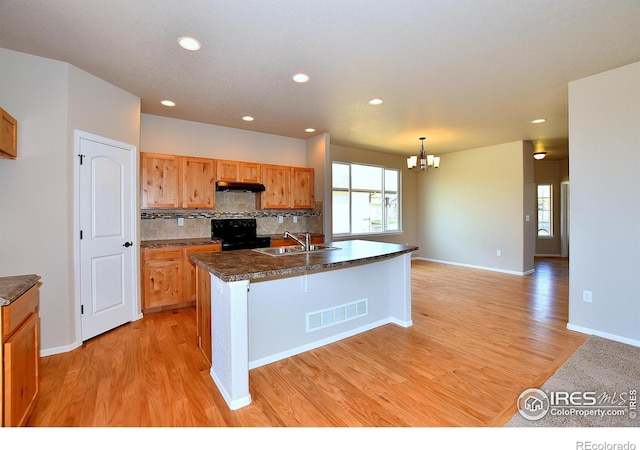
top-left (4, 313), bottom-right (39, 427)
top-left (182, 157), bottom-right (215, 208)
top-left (142, 248), bottom-right (184, 310)
top-left (238, 162), bottom-right (261, 183)
top-left (184, 244), bottom-right (221, 302)
top-left (291, 167), bottom-right (315, 209)
top-left (140, 153), bottom-right (180, 208)
top-left (216, 160), bottom-right (239, 182)
top-left (260, 164), bottom-right (291, 209)
top-left (196, 265), bottom-right (212, 367)
top-left (0, 107), bottom-right (18, 159)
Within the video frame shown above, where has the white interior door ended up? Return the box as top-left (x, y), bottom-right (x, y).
top-left (77, 131), bottom-right (137, 341)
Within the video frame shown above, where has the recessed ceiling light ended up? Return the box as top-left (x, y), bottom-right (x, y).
top-left (161, 100), bottom-right (176, 107)
top-left (292, 73), bottom-right (310, 83)
top-left (368, 98), bottom-right (384, 105)
top-left (177, 36), bottom-right (201, 51)
top-left (305, 128), bottom-right (316, 133)
top-left (531, 118), bottom-right (546, 124)
top-left (242, 116), bottom-right (254, 122)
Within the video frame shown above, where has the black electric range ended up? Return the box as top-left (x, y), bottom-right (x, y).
top-left (211, 218), bottom-right (271, 251)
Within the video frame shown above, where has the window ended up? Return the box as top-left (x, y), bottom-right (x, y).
top-left (332, 162), bottom-right (400, 235)
top-left (537, 184), bottom-right (553, 237)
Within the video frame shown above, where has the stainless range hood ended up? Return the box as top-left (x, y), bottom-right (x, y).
top-left (215, 180), bottom-right (266, 192)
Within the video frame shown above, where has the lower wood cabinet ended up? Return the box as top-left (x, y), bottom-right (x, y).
top-left (141, 244), bottom-right (221, 313)
top-left (1, 284), bottom-right (39, 427)
top-left (196, 265), bottom-right (212, 366)
top-left (270, 235), bottom-right (324, 247)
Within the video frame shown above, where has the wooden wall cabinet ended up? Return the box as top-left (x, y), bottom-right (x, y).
top-left (141, 244), bottom-right (220, 313)
top-left (0, 107), bottom-right (18, 159)
top-left (141, 153), bottom-right (215, 209)
top-left (1, 284), bottom-right (39, 427)
top-left (216, 160), bottom-right (261, 183)
top-left (258, 164), bottom-right (314, 209)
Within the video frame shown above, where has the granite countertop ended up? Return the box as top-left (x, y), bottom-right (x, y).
top-left (0, 274), bottom-right (41, 306)
top-left (191, 239), bottom-right (418, 283)
top-left (140, 237), bottom-right (223, 248)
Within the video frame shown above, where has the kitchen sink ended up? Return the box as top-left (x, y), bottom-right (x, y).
top-left (253, 244), bottom-right (340, 256)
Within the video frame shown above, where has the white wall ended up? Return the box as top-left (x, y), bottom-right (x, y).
top-left (418, 141), bottom-right (535, 274)
top-left (140, 114), bottom-right (306, 166)
top-left (0, 48), bottom-right (140, 352)
top-left (568, 61), bottom-right (640, 345)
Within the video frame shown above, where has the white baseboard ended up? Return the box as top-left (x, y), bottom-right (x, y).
top-left (413, 257), bottom-right (534, 276)
top-left (40, 340), bottom-right (82, 357)
top-left (567, 323), bottom-right (640, 348)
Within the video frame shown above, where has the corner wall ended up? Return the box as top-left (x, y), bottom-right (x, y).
top-left (568, 61), bottom-right (640, 345)
top-left (418, 141), bottom-right (534, 274)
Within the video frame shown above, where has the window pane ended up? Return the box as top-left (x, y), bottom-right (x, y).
top-left (385, 169), bottom-right (398, 192)
top-left (385, 192), bottom-right (399, 231)
top-left (332, 163), bottom-right (350, 189)
top-left (352, 191), bottom-right (382, 233)
top-left (352, 165), bottom-right (382, 190)
top-left (537, 184), bottom-right (553, 236)
top-left (332, 191), bottom-right (350, 234)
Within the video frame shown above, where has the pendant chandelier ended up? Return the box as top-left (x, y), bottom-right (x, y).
top-left (407, 137), bottom-right (440, 172)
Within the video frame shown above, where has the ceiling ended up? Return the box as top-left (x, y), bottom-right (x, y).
top-left (1, 1), bottom-right (639, 160)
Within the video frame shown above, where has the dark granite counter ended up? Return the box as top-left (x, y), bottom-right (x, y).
top-left (0, 274), bottom-right (41, 306)
top-left (140, 237), bottom-right (223, 249)
top-left (191, 239), bottom-right (418, 282)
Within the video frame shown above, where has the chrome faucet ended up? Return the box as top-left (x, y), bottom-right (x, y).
top-left (284, 231), bottom-right (310, 251)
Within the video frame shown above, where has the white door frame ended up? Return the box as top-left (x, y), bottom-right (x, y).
top-left (72, 130), bottom-right (141, 348)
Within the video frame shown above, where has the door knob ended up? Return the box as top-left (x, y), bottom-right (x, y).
top-left (123, 241), bottom-right (133, 248)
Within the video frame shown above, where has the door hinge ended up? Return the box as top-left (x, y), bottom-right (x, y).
top-left (80, 230), bottom-right (83, 240)
top-left (81, 304), bottom-right (84, 315)
top-left (78, 154), bottom-right (86, 165)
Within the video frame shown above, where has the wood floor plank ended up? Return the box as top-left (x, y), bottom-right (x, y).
top-left (26, 257), bottom-right (586, 427)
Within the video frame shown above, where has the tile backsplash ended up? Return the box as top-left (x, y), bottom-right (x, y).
top-left (140, 191), bottom-right (323, 241)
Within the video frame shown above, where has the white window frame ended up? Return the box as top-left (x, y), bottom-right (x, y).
top-left (537, 184), bottom-right (553, 238)
top-left (331, 161), bottom-right (402, 237)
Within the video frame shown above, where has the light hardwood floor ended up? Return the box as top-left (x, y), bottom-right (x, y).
top-left (27, 257), bottom-right (586, 427)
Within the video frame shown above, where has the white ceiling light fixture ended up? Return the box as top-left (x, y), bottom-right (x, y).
top-left (161, 100), bottom-right (176, 107)
top-left (305, 128), bottom-right (316, 133)
top-left (177, 36), bottom-right (201, 51)
top-left (368, 98), bottom-right (384, 105)
top-left (292, 73), bottom-right (310, 83)
top-left (534, 152), bottom-right (547, 160)
top-left (242, 116), bottom-right (254, 122)
top-left (531, 118), bottom-right (546, 124)
top-left (407, 137), bottom-right (440, 172)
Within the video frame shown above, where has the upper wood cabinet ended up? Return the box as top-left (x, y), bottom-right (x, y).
top-left (140, 153), bottom-right (215, 209)
top-left (258, 164), bottom-right (315, 209)
top-left (216, 160), bottom-right (261, 183)
top-left (141, 153), bottom-right (181, 208)
top-left (182, 157), bottom-right (215, 209)
top-left (291, 167), bottom-right (315, 209)
top-left (259, 164), bottom-right (291, 209)
top-left (0, 107), bottom-right (18, 159)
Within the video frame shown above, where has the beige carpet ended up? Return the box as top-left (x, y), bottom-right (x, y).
top-left (506, 335), bottom-right (639, 427)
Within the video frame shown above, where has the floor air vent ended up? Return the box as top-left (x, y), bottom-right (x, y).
top-left (306, 299), bottom-right (368, 332)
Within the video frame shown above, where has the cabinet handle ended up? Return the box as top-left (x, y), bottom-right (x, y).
top-left (123, 241), bottom-right (133, 248)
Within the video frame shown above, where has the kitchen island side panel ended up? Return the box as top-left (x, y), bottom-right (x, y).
top-left (247, 253), bottom-right (412, 368)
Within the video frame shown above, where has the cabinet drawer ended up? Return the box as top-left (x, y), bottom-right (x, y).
top-left (185, 244), bottom-right (221, 256)
top-left (143, 247), bottom-right (183, 261)
top-left (2, 285), bottom-right (39, 340)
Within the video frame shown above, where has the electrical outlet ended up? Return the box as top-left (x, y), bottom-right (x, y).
top-left (178, 217), bottom-right (184, 226)
top-left (583, 290), bottom-right (593, 303)
top-left (496, 250), bottom-right (502, 257)
top-left (293, 216), bottom-right (298, 223)
top-left (278, 215), bottom-right (283, 224)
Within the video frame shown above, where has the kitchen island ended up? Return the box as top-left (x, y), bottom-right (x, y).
top-left (191, 239), bottom-right (418, 410)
